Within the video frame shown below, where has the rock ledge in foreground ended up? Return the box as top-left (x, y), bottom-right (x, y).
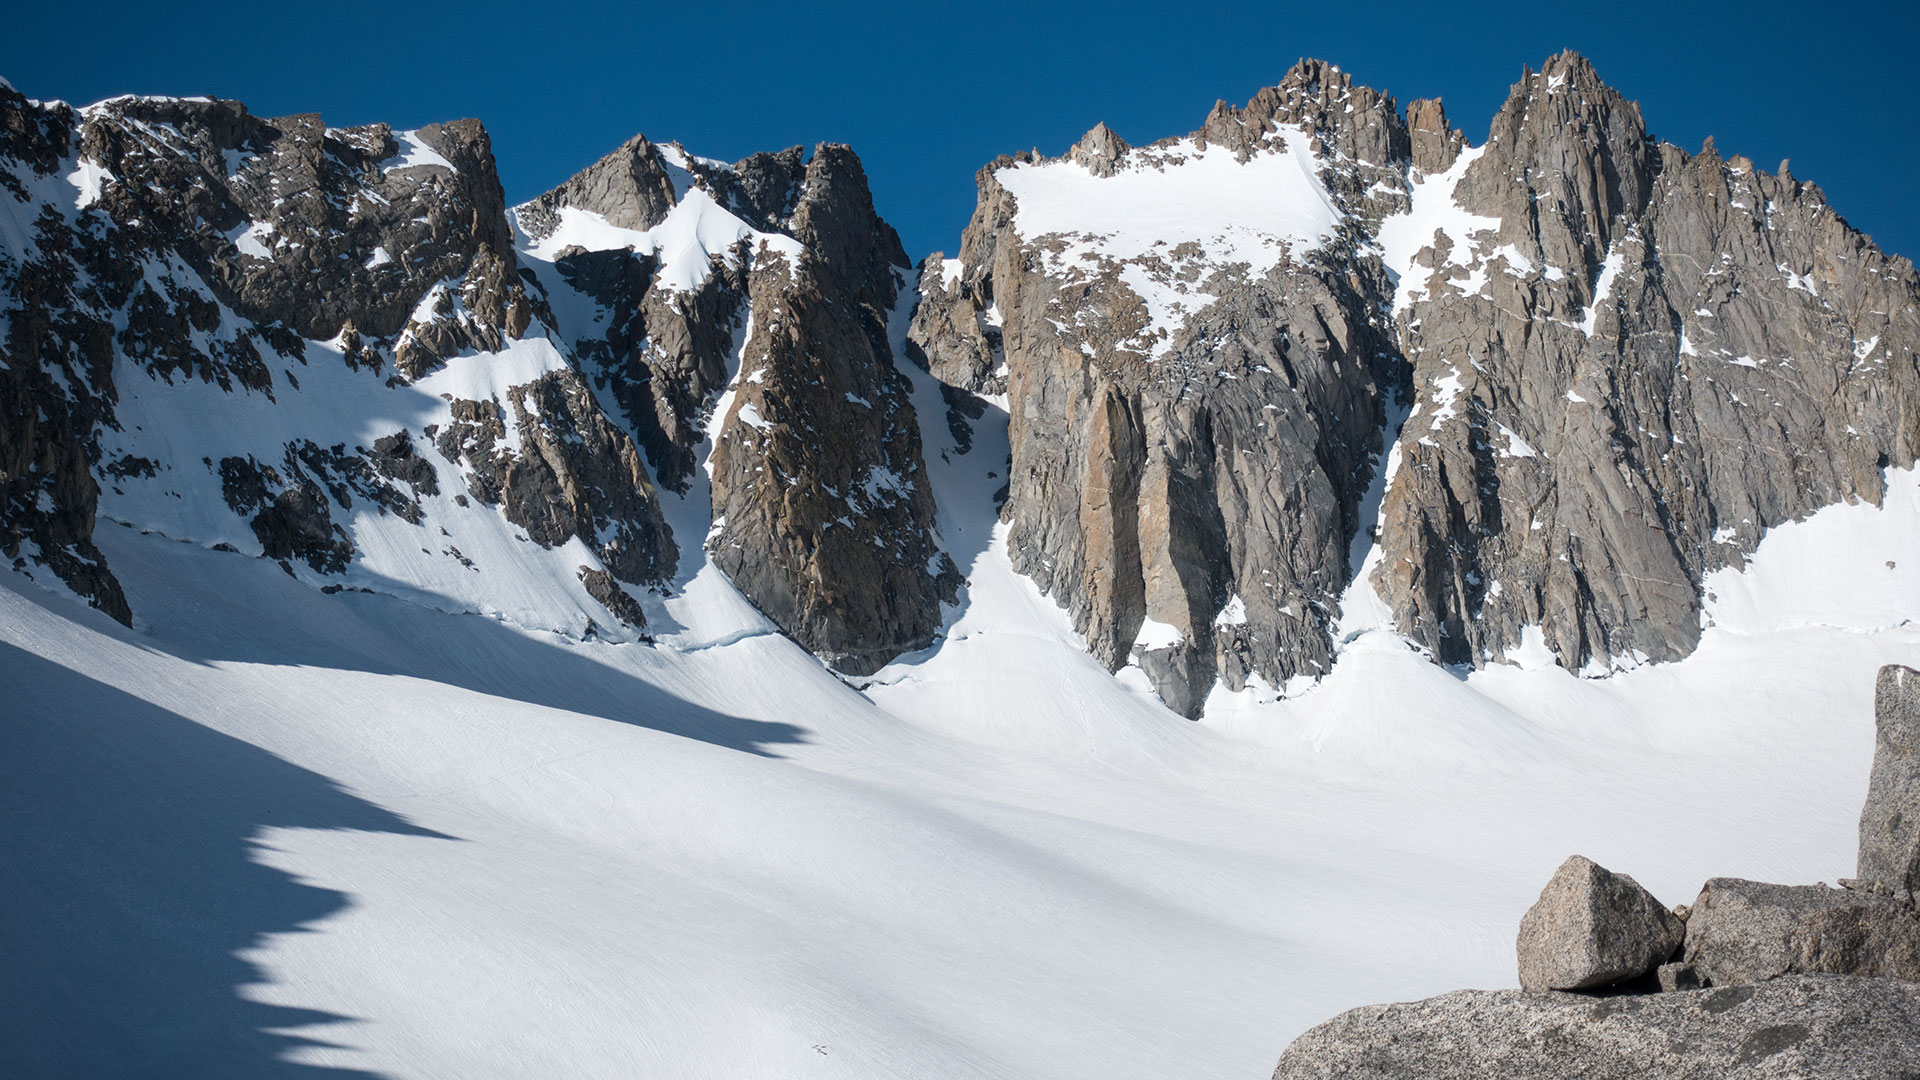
top-left (1272, 976), bottom-right (1920, 1080)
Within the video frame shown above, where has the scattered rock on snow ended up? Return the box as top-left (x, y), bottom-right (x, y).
top-left (1271, 663), bottom-right (1920, 1076)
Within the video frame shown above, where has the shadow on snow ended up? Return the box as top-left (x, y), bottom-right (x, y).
top-left (0, 641), bottom-right (446, 1079)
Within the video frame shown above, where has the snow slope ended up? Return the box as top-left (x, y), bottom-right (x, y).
top-left (994, 127), bottom-right (1341, 359)
top-left (6, 251), bottom-right (1916, 1077)
top-left (96, 328), bottom-right (637, 640)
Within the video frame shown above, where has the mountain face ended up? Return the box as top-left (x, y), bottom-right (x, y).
top-left (910, 61), bottom-right (1416, 715)
top-left (0, 83), bottom-right (673, 639)
top-left (516, 134), bottom-right (955, 671)
top-left (911, 51), bottom-right (1920, 713)
top-left (0, 80), bottom-right (951, 667)
top-left (3, 51), bottom-right (1916, 710)
top-left (1372, 51), bottom-right (1920, 673)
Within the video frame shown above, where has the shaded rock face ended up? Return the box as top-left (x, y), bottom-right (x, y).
top-left (517, 134), bottom-right (680, 237)
top-left (525, 137), bottom-right (750, 491)
top-left (67, 95), bottom-right (533, 379)
top-left (0, 81), bottom-right (671, 635)
top-left (425, 371), bottom-right (677, 589)
top-left (1271, 976), bottom-right (1920, 1080)
top-left (919, 49), bottom-right (1920, 713)
top-left (707, 148), bottom-right (958, 673)
top-left (1680, 877), bottom-right (1920, 986)
top-left (522, 139), bottom-right (955, 672)
top-left (1373, 50), bottom-right (1920, 673)
top-left (1516, 855), bottom-right (1684, 990)
top-left (904, 254), bottom-right (1002, 398)
top-left (2, 83), bottom-right (133, 623)
top-left (1861, 664), bottom-right (1920, 900)
top-left (912, 60), bottom-right (1412, 715)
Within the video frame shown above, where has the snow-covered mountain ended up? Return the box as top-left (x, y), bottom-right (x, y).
top-left (3, 52), bottom-right (1918, 1079)
top-left (914, 51), bottom-right (1920, 715)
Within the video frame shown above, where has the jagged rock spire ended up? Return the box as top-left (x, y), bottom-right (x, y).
top-left (1069, 122), bottom-right (1129, 177)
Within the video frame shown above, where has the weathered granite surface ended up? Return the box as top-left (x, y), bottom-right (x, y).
top-left (1272, 977), bottom-right (1920, 1080)
top-left (1516, 855), bottom-right (1684, 991)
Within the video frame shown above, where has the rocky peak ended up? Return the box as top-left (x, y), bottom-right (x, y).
top-left (714, 144), bottom-right (808, 232)
top-left (910, 69), bottom-right (1411, 715)
top-left (516, 133), bottom-right (952, 674)
top-left (1372, 52), bottom-right (1920, 676)
top-left (916, 49), bottom-right (1920, 716)
top-left (516, 133), bottom-right (679, 240)
top-left (1405, 97), bottom-right (1463, 174)
top-left (68, 95), bottom-right (527, 352)
top-left (702, 142), bottom-right (952, 673)
top-left (1267, 58), bottom-right (1409, 168)
top-left (1193, 59), bottom-right (1409, 172)
top-left (786, 142), bottom-right (909, 312)
top-left (1463, 49), bottom-right (1652, 267)
top-left (1067, 122), bottom-right (1129, 177)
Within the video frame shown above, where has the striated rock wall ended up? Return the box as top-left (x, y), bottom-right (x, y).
top-left (1376, 50), bottom-right (1920, 672)
top-left (918, 51), bottom-right (1920, 713)
top-left (913, 61), bottom-right (1416, 716)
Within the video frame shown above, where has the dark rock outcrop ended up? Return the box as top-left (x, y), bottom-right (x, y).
top-left (1516, 855), bottom-right (1684, 991)
top-left (0, 81), bottom-right (670, 633)
top-left (424, 372), bottom-right (676, 592)
top-left (1861, 664), bottom-right (1920, 900)
top-left (705, 146), bottom-right (957, 673)
top-left (522, 139), bottom-right (955, 671)
top-left (904, 254), bottom-right (1001, 397)
top-left (2, 80), bottom-right (130, 623)
top-left (1271, 976), bottom-right (1920, 1080)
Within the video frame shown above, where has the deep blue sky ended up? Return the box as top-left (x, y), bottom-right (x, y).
top-left (4, 1), bottom-right (1915, 261)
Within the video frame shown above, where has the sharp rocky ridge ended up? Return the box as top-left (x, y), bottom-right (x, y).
top-left (0, 81), bottom-right (952, 668)
top-left (912, 50), bottom-right (1920, 714)
top-left (3, 50), bottom-right (1916, 702)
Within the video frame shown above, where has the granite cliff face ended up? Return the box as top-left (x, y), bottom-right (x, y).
top-left (1375, 51), bottom-right (1920, 672)
top-left (912, 51), bottom-right (1920, 712)
top-left (911, 61), bottom-right (1419, 715)
top-left (6, 52), bottom-right (1916, 697)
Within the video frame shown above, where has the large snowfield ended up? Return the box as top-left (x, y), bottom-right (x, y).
top-left (5, 336), bottom-right (1918, 1077)
top-left (3, 104), bottom-right (1916, 1077)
